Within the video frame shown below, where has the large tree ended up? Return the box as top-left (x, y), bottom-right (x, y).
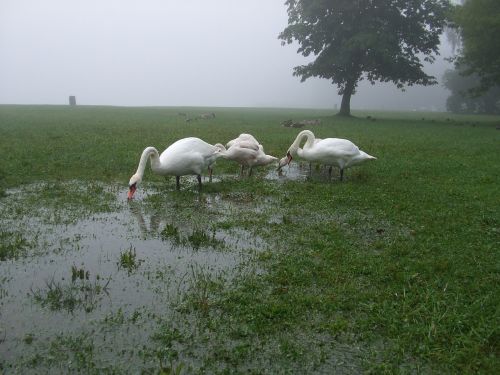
top-left (279, 0), bottom-right (451, 116)
top-left (451, 0), bottom-right (500, 94)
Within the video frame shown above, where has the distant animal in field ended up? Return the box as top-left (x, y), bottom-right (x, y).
top-left (297, 119), bottom-right (321, 126)
top-left (222, 134), bottom-right (277, 176)
top-left (197, 112), bottom-right (216, 120)
top-left (128, 138), bottom-right (223, 198)
top-left (282, 119), bottom-right (321, 128)
top-left (278, 130), bottom-right (376, 181)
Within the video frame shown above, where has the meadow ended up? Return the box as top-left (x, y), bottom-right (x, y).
top-left (0, 105), bottom-right (498, 374)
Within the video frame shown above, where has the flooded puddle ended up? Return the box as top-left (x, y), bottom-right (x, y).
top-left (265, 162), bottom-right (343, 181)
top-left (0, 182), bottom-right (269, 372)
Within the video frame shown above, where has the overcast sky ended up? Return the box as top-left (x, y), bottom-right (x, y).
top-left (0, 0), bottom-right (454, 111)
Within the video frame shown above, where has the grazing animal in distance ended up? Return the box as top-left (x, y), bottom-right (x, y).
top-left (128, 137), bottom-right (223, 198)
top-left (198, 112), bottom-right (216, 120)
top-left (278, 130), bottom-right (376, 181)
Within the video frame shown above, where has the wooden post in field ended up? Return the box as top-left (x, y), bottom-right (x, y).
top-left (69, 96), bottom-right (76, 106)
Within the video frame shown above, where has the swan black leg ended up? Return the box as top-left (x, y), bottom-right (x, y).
top-left (340, 169), bottom-right (344, 181)
top-left (248, 167), bottom-right (253, 177)
top-left (208, 167), bottom-right (213, 182)
top-left (176, 176), bottom-right (180, 190)
top-left (328, 166), bottom-right (333, 179)
top-left (197, 174), bottom-right (202, 191)
top-left (239, 165), bottom-right (244, 177)
top-left (309, 162), bottom-right (312, 177)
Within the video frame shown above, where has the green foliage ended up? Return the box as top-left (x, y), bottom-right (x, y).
top-left (452, 0), bottom-right (500, 92)
top-left (161, 223), bottom-right (181, 244)
top-left (31, 268), bottom-right (111, 313)
top-left (443, 68), bottom-right (500, 113)
top-left (0, 230), bottom-right (30, 260)
top-left (118, 246), bottom-right (143, 273)
top-left (186, 228), bottom-right (222, 250)
top-left (279, 0), bottom-right (451, 115)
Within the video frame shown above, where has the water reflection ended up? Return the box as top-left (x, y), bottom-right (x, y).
top-left (128, 202), bottom-right (162, 236)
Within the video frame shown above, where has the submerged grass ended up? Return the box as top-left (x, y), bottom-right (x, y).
top-left (0, 230), bottom-right (31, 260)
top-left (0, 105), bottom-right (499, 373)
top-left (31, 268), bottom-right (111, 313)
top-left (118, 246), bottom-right (143, 274)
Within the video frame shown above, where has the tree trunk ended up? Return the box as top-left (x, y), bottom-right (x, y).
top-left (338, 80), bottom-right (355, 116)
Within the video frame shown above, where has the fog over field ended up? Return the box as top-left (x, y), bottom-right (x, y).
top-left (0, 0), bottom-right (454, 110)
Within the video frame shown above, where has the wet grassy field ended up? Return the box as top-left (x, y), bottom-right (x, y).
top-left (0, 105), bottom-right (499, 373)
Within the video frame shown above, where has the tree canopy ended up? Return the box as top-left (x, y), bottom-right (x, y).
top-left (452, 0), bottom-right (500, 93)
top-left (443, 68), bottom-right (500, 114)
top-left (279, 0), bottom-right (451, 116)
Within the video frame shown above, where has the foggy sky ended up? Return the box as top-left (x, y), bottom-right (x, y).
top-left (0, 0), bottom-right (454, 111)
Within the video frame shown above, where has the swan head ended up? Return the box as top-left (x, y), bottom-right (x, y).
top-left (277, 151), bottom-right (292, 171)
top-left (127, 173), bottom-right (142, 200)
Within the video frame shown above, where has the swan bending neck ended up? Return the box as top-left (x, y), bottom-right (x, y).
top-left (289, 130), bottom-right (315, 156)
top-left (136, 147), bottom-right (161, 177)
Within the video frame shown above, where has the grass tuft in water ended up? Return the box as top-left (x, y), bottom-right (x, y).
top-left (31, 268), bottom-right (111, 313)
top-left (161, 223), bottom-right (181, 244)
top-left (186, 228), bottom-right (223, 250)
top-left (161, 224), bottom-right (224, 250)
top-left (180, 265), bottom-right (226, 314)
top-left (0, 230), bottom-right (30, 261)
top-left (118, 245), bottom-right (143, 274)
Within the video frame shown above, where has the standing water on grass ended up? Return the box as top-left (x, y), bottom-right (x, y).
top-left (0, 181), bottom-right (268, 373)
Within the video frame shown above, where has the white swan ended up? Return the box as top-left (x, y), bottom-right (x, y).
top-left (222, 134), bottom-right (277, 176)
top-left (226, 133), bottom-right (259, 149)
top-left (278, 130), bottom-right (376, 180)
top-left (128, 137), bottom-right (223, 199)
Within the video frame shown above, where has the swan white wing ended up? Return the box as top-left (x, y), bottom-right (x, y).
top-left (159, 137), bottom-right (219, 175)
top-left (316, 138), bottom-right (360, 157)
top-left (222, 145), bottom-right (259, 166)
top-left (237, 133), bottom-right (259, 144)
top-left (230, 140), bottom-right (260, 151)
top-left (226, 134), bottom-right (259, 148)
top-left (298, 139), bottom-right (359, 166)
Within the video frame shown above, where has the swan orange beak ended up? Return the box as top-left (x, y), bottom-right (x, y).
top-left (127, 184), bottom-right (137, 200)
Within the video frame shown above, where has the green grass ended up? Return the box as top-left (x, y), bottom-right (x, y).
top-left (0, 230), bottom-right (31, 260)
top-left (0, 105), bottom-right (499, 373)
top-left (31, 266), bottom-right (111, 313)
top-left (118, 246), bottom-right (143, 273)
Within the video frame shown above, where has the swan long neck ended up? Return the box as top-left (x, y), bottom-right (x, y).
top-left (135, 147), bottom-right (161, 178)
top-left (289, 130), bottom-right (315, 157)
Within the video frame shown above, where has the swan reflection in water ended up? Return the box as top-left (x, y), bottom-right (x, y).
top-left (127, 196), bottom-right (207, 239)
top-left (128, 202), bottom-right (164, 237)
